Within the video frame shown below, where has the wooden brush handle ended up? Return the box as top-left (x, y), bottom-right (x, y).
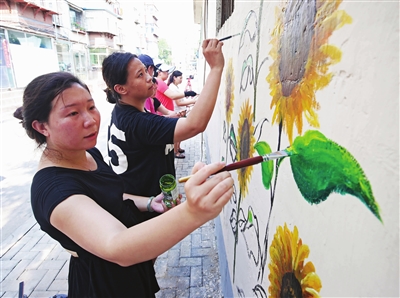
top-left (215, 156), bottom-right (264, 173)
top-left (178, 156), bottom-right (264, 183)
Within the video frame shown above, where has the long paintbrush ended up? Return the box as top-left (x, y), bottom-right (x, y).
top-left (178, 150), bottom-right (289, 183)
top-left (219, 33), bottom-right (240, 41)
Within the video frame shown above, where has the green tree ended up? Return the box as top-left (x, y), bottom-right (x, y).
top-left (158, 38), bottom-right (172, 65)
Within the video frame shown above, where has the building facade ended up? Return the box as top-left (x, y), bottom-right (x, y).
top-left (0, 0), bottom-right (159, 89)
top-left (0, 0), bottom-right (58, 88)
top-left (118, 1), bottom-right (159, 58)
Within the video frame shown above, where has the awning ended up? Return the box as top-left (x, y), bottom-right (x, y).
top-left (14, 0), bottom-right (58, 19)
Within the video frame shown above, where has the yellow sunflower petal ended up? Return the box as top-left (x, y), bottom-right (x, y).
top-left (283, 226), bottom-right (293, 272)
top-left (267, 0), bottom-right (350, 144)
top-left (268, 225), bottom-right (322, 298)
top-left (269, 246), bottom-right (284, 273)
top-left (279, 226), bottom-right (292, 272)
top-left (268, 264), bottom-right (282, 294)
top-left (289, 225), bottom-right (299, 269)
top-left (274, 226), bottom-right (287, 267)
top-left (304, 287), bottom-right (321, 298)
top-left (320, 44), bottom-right (342, 65)
top-left (294, 243), bottom-right (310, 271)
top-left (268, 261), bottom-right (280, 279)
top-left (322, 9), bottom-right (353, 34)
top-left (301, 261), bottom-right (316, 279)
top-left (301, 272), bottom-right (322, 292)
top-left (316, 0), bottom-right (341, 18)
top-left (236, 99), bottom-right (255, 198)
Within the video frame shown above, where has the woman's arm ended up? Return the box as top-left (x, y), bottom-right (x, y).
top-left (123, 192), bottom-right (169, 213)
top-left (50, 162), bottom-right (233, 267)
top-left (174, 96), bottom-right (197, 107)
top-left (163, 88), bottom-right (186, 100)
top-left (157, 104), bottom-right (179, 118)
top-left (173, 39), bottom-right (224, 142)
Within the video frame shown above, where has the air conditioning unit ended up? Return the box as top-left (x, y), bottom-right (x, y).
top-left (53, 15), bottom-right (62, 27)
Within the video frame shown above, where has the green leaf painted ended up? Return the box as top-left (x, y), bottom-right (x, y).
top-left (230, 124), bottom-right (237, 147)
top-left (254, 141), bottom-right (274, 190)
top-left (247, 208), bottom-right (253, 224)
top-left (241, 56), bottom-right (254, 79)
top-left (287, 130), bottom-right (382, 222)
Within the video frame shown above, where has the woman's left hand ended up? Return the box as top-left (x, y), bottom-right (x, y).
top-left (151, 193), bottom-right (182, 213)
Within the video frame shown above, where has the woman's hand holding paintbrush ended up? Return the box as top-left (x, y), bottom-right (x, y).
top-left (184, 162), bottom-right (234, 221)
top-left (178, 150), bottom-right (288, 183)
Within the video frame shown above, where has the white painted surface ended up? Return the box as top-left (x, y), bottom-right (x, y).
top-left (202, 1), bottom-right (399, 296)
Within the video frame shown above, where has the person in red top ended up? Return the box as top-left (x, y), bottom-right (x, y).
top-left (155, 64), bottom-right (197, 114)
top-left (137, 55), bottom-right (180, 118)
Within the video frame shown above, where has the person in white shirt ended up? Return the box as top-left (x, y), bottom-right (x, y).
top-left (167, 70), bottom-right (197, 158)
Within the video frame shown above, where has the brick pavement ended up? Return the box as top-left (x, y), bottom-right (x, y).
top-left (155, 135), bottom-right (222, 298)
top-left (1, 133), bottom-right (222, 298)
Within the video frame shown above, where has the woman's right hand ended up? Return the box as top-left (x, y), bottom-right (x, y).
top-left (202, 39), bottom-right (224, 71)
top-left (178, 110), bottom-right (187, 117)
top-left (184, 162), bottom-right (233, 221)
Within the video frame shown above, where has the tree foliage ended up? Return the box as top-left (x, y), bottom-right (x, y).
top-left (158, 38), bottom-right (172, 65)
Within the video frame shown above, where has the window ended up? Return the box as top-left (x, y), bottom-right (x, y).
top-left (8, 30), bottom-right (52, 49)
top-left (74, 51), bottom-right (86, 72)
top-left (53, 14), bottom-right (63, 26)
top-left (1, 29), bottom-right (15, 88)
top-left (217, 0), bottom-right (234, 31)
top-left (90, 48), bottom-right (107, 69)
top-left (56, 43), bottom-right (72, 72)
top-left (8, 31), bottom-right (24, 45)
top-left (70, 8), bottom-right (85, 31)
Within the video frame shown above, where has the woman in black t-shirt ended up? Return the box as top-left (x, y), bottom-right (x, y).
top-left (15, 71), bottom-right (233, 297)
top-left (103, 39), bottom-right (225, 220)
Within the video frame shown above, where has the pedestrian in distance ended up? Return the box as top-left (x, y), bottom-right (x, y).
top-left (154, 64), bottom-right (197, 113)
top-left (137, 54), bottom-right (181, 118)
top-left (102, 38), bottom-right (226, 220)
top-left (14, 71), bottom-right (234, 297)
top-left (167, 70), bottom-right (197, 158)
top-left (145, 78), bottom-right (182, 117)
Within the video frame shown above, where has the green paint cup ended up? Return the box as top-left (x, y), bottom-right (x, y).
top-left (159, 174), bottom-right (179, 208)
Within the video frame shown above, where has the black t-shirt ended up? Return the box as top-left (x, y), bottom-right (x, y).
top-left (31, 147), bottom-right (159, 297)
top-left (107, 104), bottom-right (178, 199)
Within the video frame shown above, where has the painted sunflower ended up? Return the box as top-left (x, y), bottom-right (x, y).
top-left (237, 98), bottom-right (255, 198)
top-left (225, 58), bottom-right (235, 123)
top-left (266, 0), bottom-right (352, 144)
top-left (268, 224), bottom-right (322, 297)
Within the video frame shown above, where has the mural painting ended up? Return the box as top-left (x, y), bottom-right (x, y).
top-left (268, 224), bottom-right (321, 297)
top-left (218, 0), bottom-right (386, 296)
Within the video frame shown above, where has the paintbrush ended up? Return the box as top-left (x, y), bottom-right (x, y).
top-left (178, 150), bottom-right (289, 183)
top-left (219, 33), bottom-right (240, 41)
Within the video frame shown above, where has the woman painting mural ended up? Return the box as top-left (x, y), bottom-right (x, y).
top-left (14, 69), bottom-right (233, 297)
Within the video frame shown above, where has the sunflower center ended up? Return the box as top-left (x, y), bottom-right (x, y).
top-left (239, 119), bottom-right (250, 167)
top-left (280, 272), bottom-right (302, 298)
top-left (279, 0), bottom-right (316, 97)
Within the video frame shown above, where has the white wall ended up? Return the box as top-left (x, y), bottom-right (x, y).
top-left (10, 44), bottom-right (58, 88)
top-left (202, 1), bottom-right (399, 297)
